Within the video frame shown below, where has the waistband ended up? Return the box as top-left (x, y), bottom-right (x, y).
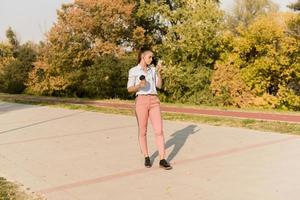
top-left (137, 94), bottom-right (158, 96)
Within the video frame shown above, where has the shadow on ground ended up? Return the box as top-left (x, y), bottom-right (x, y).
top-left (0, 101), bottom-right (33, 115)
top-left (150, 124), bottom-right (200, 162)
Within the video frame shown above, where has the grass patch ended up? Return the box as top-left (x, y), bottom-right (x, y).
top-left (0, 177), bottom-right (44, 200)
top-left (160, 101), bottom-right (300, 115)
top-left (162, 113), bottom-right (300, 135)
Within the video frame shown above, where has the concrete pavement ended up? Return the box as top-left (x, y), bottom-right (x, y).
top-left (1, 101), bottom-right (300, 200)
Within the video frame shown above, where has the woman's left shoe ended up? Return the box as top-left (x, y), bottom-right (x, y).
top-left (144, 156), bottom-right (152, 168)
top-left (159, 159), bottom-right (172, 170)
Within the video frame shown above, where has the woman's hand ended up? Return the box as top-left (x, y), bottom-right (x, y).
top-left (156, 61), bottom-right (163, 89)
top-left (138, 80), bottom-right (146, 88)
top-left (127, 80), bottom-right (146, 93)
top-left (157, 62), bottom-right (162, 77)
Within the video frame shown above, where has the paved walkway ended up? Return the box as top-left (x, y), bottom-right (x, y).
top-left (0, 93), bottom-right (299, 123)
top-left (1, 101), bottom-right (300, 200)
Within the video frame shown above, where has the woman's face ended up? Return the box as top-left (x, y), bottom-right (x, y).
top-left (142, 51), bottom-right (153, 65)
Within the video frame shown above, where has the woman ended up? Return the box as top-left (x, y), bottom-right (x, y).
top-left (127, 47), bottom-right (172, 170)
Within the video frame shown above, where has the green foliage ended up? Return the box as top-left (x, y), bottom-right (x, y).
top-left (81, 54), bottom-right (136, 98)
top-left (289, 0), bottom-right (300, 11)
top-left (160, 0), bottom-right (223, 105)
top-left (1, 60), bottom-right (29, 94)
top-left (6, 27), bottom-right (19, 49)
top-left (131, 0), bottom-right (169, 48)
top-left (131, 0), bottom-right (220, 49)
top-left (0, 177), bottom-right (19, 200)
top-left (0, 29), bottom-right (37, 94)
top-left (0, 177), bottom-right (43, 200)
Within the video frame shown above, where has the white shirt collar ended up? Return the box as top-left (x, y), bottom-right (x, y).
top-left (138, 64), bottom-right (151, 71)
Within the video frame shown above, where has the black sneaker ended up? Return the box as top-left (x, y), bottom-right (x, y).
top-left (144, 156), bottom-right (152, 168)
top-left (159, 159), bottom-right (172, 170)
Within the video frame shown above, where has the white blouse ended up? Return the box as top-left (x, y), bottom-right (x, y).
top-left (127, 64), bottom-right (159, 95)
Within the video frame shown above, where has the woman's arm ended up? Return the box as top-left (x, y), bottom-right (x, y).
top-left (127, 80), bottom-right (146, 93)
top-left (156, 64), bottom-right (162, 89)
top-left (127, 84), bottom-right (141, 93)
top-left (156, 74), bottom-right (162, 89)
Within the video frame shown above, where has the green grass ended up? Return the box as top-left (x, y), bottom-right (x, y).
top-left (162, 113), bottom-right (300, 135)
top-left (0, 177), bottom-right (44, 200)
top-left (157, 99), bottom-right (300, 115)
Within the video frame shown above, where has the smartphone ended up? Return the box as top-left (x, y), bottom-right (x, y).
top-left (157, 59), bottom-right (163, 66)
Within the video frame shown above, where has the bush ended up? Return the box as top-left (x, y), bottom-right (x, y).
top-left (0, 43), bottom-right (36, 94)
top-left (80, 53), bottom-right (136, 99)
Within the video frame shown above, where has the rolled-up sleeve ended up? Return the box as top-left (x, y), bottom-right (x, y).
top-left (155, 69), bottom-right (159, 87)
top-left (127, 69), bottom-right (136, 89)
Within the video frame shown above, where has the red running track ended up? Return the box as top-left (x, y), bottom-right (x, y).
top-left (84, 101), bottom-right (300, 123)
top-left (0, 94), bottom-right (299, 123)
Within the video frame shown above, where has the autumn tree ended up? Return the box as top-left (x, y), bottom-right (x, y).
top-left (287, 0), bottom-right (300, 41)
top-left (212, 14), bottom-right (300, 110)
top-left (211, 53), bottom-right (254, 107)
top-left (27, 0), bottom-right (134, 97)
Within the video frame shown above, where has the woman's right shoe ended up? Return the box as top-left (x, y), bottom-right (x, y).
top-left (159, 159), bottom-right (172, 170)
top-left (144, 156), bottom-right (152, 168)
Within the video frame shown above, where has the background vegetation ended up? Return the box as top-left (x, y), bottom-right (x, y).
top-left (0, 0), bottom-right (299, 111)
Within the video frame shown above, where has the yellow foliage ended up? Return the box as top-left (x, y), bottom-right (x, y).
top-left (211, 54), bottom-right (254, 107)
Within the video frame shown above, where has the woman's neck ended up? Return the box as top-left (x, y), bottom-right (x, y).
top-left (139, 62), bottom-right (147, 70)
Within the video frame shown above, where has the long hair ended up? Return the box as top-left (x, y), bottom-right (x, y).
top-left (137, 46), bottom-right (152, 64)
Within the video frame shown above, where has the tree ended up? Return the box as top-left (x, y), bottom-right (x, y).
top-left (289, 0), bottom-right (300, 11)
top-left (0, 43), bottom-right (14, 70)
top-left (27, 0), bottom-right (134, 96)
top-left (211, 53), bottom-right (254, 107)
top-left (0, 28), bottom-right (37, 94)
top-left (81, 53), bottom-right (136, 98)
top-left (131, 0), bottom-right (220, 49)
top-left (6, 27), bottom-right (19, 50)
top-left (287, 0), bottom-right (300, 40)
top-left (227, 0), bottom-right (278, 29)
top-left (159, 0), bottom-right (223, 104)
top-left (212, 14), bottom-right (300, 110)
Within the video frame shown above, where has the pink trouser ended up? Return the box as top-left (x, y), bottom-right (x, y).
top-left (135, 95), bottom-right (165, 158)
